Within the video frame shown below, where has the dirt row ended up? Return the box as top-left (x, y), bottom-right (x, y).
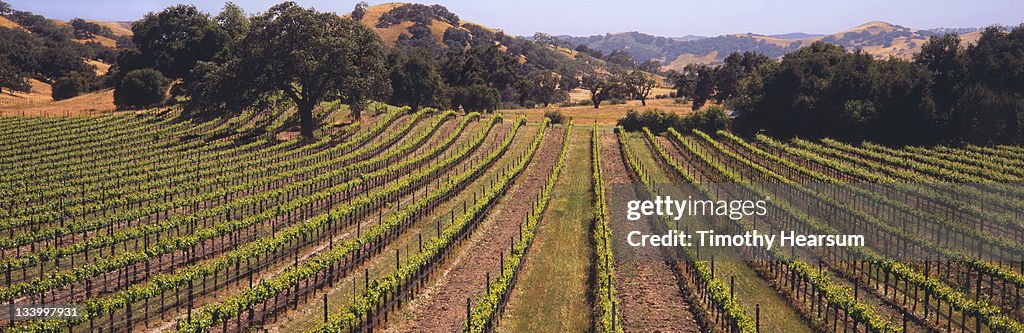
top-left (383, 126), bottom-right (566, 333)
top-left (599, 131), bottom-right (701, 332)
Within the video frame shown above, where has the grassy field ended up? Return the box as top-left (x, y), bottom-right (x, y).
top-left (497, 127), bottom-right (594, 333)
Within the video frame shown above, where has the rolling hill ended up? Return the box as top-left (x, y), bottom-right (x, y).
top-left (562, 21), bottom-right (985, 70)
top-left (0, 10), bottom-right (127, 111)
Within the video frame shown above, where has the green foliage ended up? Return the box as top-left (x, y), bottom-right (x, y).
top-left (188, 1), bottom-right (390, 137)
top-left (351, 1), bottom-right (368, 21)
top-left (582, 73), bottom-right (624, 108)
top-left (0, 6), bottom-right (109, 89)
top-left (619, 70), bottom-right (656, 105)
top-left (543, 110), bottom-right (566, 124)
top-left (465, 119), bottom-right (569, 332)
top-left (215, 2), bottom-right (249, 43)
top-left (617, 106), bottom-right (730, 134)
top-left (591, 126), bottom-right (622, 333)
top-left (524, 70), bottom-right (567, 107)
top-left (127, 5), bottom-right (229, 79)
top-left (0, 59), bottom-right (30, 93)
top-left (69, 18), bottom-right (113, 39)
top-left (388, 51), bottom-right (446, 110)
top-left (51, 71), bottom-right (99, 101)
top-left (376, 3), bottom-right (459, 28)
top-left (452, 84), bottom-right (499, 113)
top-left (667, 63), bottom-right (717, 110)
top-left (730, 27), bottom-right (1024, 145)
top-left (442, 44), bottom-right (518, 90)
top-left (114, 68), bottom-right (169, 109)
top-left (442, 26), bottom-right (471, 50)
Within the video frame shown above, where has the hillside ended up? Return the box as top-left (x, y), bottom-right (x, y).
top-left (0, 8), bottom-right (126, 113)
top-left (563, 21), bottom-right (984, 70)
top-left (354, 3), bottom-right (494, 47)
top-left (352, 3), bottom-right (631, 84)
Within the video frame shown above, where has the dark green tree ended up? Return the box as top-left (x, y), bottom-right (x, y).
top-left (582, 73), bottom-right (621, 108)
top-left (605, 49), bottom-right (636, 68)
top-left (0, 29), bottom-right (36, 94)
top-left (215, 2), bottom-right (249, 43)
top-left (389, 51), bottom-right (446, 110)
top-left (452, 84), bottom-right (499, 113)
top-left (690, 64), bottom-right (716, 110)
top-left (526, 70), bottom-right (565, 107)
top-left (0, 56), bottom-right (31, 94)
top-left (114, 68), bottom-right (169, 109)
top-left (715, 51), bottom-right (772, 102)
top-left (69, 18), bottom-right (112, 39)
top-left (620, 70), bottom-right (656, 106)
top-left (128, 5), bottom-right (228, 79)
top-left (351, 1), bottom-right (368, 21)
top-left (915, 33), bottom-right (965, 129)
top-left (198, 2), bottom-right (389, 138)
top-left (52, 71), bottom-right (98, 100)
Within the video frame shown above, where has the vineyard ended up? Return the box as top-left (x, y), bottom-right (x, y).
top-left (1, 107), bottom-right (1023, 333)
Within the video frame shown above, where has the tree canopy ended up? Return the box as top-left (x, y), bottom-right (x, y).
top-left (128, 5), bottom-right (229, 79)
top-left (186, 1), bottom-right (390, 138)
top-left (725, 27), bottom-right (1024, 145)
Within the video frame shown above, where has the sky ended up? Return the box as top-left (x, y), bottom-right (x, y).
top-left (8, 0), bottom-right (1023, 37)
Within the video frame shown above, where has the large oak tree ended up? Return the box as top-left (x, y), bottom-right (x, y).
top-left (228, 2), bottom-right (389, 138)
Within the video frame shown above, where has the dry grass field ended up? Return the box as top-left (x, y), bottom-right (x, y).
top-left (504, 86), bottom-right (703, 125)
top-left (0, 89), bottom-right (116, 116)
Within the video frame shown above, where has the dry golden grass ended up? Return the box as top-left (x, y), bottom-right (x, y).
top-left (359, 3), bottom-right (495, 48)
top-left (73, 34), bottom-right (118, 48)
top-left (665, 50), bottom-right (719, 69)
top-left (1, 89), bottom-right (115, 117)
top-left (89, 20), bottom-right (133, 36)
top-left (502, 97), bottom-right (698, 125)
top-left (848, 21), bottom-right (898, 34)
top-left (359, 3), bottom-right (413, 46)
top-left (0, 16), bottom-right (25, 30)
top-left (86, 60), bottom-right (112, 75)
top-left (961, 31), bottom-right (983, 46)
top-left (732, 33), bottom-right (797, 48)
top-left (0, 79), bottom-right (53, 107)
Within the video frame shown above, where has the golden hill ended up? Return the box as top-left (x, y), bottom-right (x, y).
top-left (0, 16), bottom-right (120, 112)
top-left (622, 21), bottom-right (989, 70)
top-left (355, 2), bottom-right (494, 47)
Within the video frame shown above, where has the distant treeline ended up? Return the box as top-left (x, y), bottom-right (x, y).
top-left (78, 1), bottom-right (615, 138)
top-left (666, 26), bottom-right (1024, 146)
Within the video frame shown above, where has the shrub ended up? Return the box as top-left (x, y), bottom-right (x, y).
top-left (52, 71), bottom-right (98, 101)
top-left (617, 106), bottom-right (731, 134)
top-left (452, 84), bottom-right (499, 113)
top-left (544, 110), bottom-right (567, 124)
top-left (687, 105), bottom-right (731, 133)
top-left (114, 68), bottom-right (169, 109)
top-left (607, 98), bottom-right (626, 105)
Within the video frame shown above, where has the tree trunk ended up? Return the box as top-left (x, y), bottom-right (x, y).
top-left (641, 98), bottom-right (646, 106)
top-left (593, 99), bottom-right (601, 109)
top-left (298, 100), bottom-right (316, 139)
top-left (350, 102), bottom-right (362, 120)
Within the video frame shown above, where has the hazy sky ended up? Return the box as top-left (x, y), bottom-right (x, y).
top-left (8, 0), bottom-right (1022, 37)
